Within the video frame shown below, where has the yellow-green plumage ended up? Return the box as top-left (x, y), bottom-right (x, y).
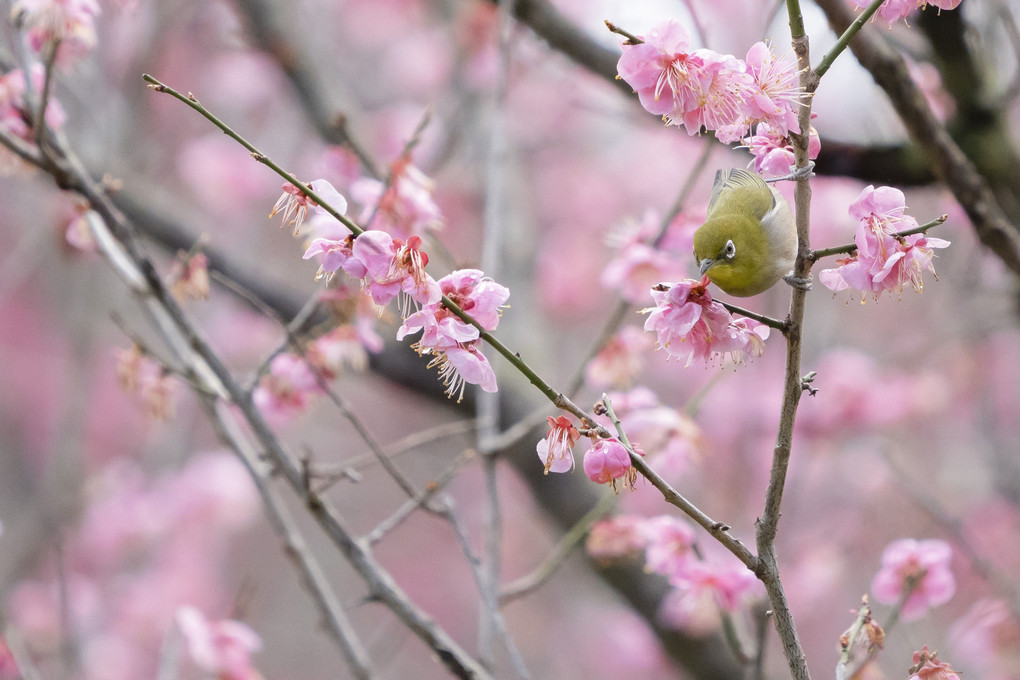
top-left (692, 168), bottom-right (797, 297)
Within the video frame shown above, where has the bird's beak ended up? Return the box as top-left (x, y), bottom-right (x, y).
top-left (698, 258), bottom-right (715, 276)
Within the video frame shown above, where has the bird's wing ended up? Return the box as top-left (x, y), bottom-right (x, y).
top-left (706, 168), bottom-right (776, 220)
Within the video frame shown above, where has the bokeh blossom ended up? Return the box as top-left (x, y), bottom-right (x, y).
top-left (351, 161), bottom-right (442, 239)
top-left (948, 598), bottom-right (1020, 677)
top-left (597, 388), bottom-right (702, 480)
top-left (252, 353), bottom-right (323, 426)
top-left (584, 326), bottom-right (652, 389)
top-left (0, 66), bottom-right (66, 175)
top-left (115, 345), bottom-right (177, 420)
top-left (13, 0), bottom-right (100, 66)
top-left (871, 538), bottom-right (955, 620)
top-left (177, 606), bottom-right (263, 680)
top-left (639, 515), bottom-right (696, 578)
top-left (586, 515), bottom-right (646, 561)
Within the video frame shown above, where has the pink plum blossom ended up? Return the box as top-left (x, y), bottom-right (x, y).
top-left (871, 538), bottom-right (955, 620)
top-left (537, 415), bottom-right (580, 474)
top-left (583, 437), bottom-right (633, 486)
top-left (677, 50), bottom-right (751, 139)
top-left (302, 233), bottom-right (368, 282)
top-left (351, 160), bottom-right (442, 239)
top-left (616, 20), bottom-right (701, 119)
top-left (819, 185), bottom-right (949, 298)
top-left (269, 179), bottom-right (347, 235)
top-left (744, 118), bottom-right (821, 178)
top-left (738, 42), bottom-right (802, 137)
top-left (393, 268), bottom-right (507, 399)
top-left (431, 341), bottom-right (497, 399)
top-left (908, 645), bottom-right (961, 680)
top-left (352, 231), bottom-right (440, 311)
top-left (177, 606), bottom-right (263, 680)
top-left (642, 278), bottom-right (770, 367)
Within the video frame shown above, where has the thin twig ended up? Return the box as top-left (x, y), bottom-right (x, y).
top-left (809, 215), bottom-right (948, 260)
top-left (720, 301), bottom-right (789, 332)
top-left (363, 452), bottom-right (471, 545)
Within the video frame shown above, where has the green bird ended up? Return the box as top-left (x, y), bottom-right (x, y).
top-left (693, 168), bottom-right (799, 297)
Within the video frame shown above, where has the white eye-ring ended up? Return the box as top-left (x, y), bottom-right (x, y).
top-left (724, 239), bottom-right (736, 259)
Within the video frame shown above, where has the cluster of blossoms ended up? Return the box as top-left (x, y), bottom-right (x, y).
top-left (617, 21), bottom-right (814, 175)
top-left (397, 267), bottom-right (508, 399)
top-left (642, 278), bottom-right (770, 367)
top-left (115, 344), bottom-right (177, 420)
top-left (275, 176), bottom-right (506, 403)
top-left (851, 0), bottom-right (962, 25)
top-left (871, 538), bottom-right (955, 621)
top-left (819, 185), bottom-right (950, 299)
top-left (587, 515), bottom-right (759, 634)
top-left (177, 606), bottom-right (263, 680)
top-left (536, 416), bottom-right (636, 489)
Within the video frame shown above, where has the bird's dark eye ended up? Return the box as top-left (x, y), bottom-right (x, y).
top-left (724, 239), bottom-right (736, 259)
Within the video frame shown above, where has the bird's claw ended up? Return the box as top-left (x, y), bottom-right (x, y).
top-left (784, 273), bottom-right (812, 292)
top-left (765, 161), bottom-right (815, 183)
